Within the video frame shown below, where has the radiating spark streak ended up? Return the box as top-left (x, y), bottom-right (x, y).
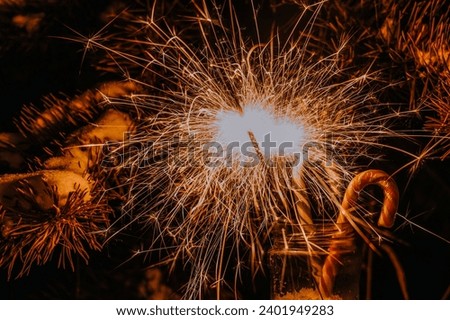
top-left (396, 214), bottom-right (450, 245)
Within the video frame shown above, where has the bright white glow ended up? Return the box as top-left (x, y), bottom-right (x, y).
top-left (214, 103), bottom-right (306, 160)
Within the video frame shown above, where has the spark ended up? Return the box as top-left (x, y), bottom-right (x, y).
top-left (87, 0), bottom-right (421, 298)
top-left (396, 213), bottom-right (450, 245)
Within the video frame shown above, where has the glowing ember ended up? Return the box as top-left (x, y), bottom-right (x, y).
top-left (214, 103), bottom-right (307, 162)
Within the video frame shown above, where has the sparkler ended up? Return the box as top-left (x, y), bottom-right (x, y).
top-left (0, 108), bottom-right (134, 278)
top-left (84, 0), bottom-right (416, 298)
top-left (0, 179), bottom-right (111, 278)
